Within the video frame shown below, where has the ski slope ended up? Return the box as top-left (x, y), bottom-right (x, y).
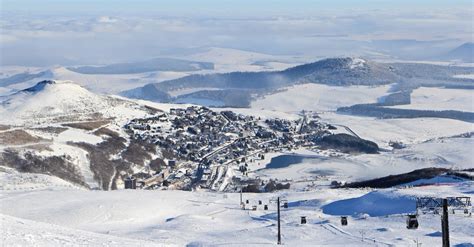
top-left (1, 180), bottom-right (472, 246)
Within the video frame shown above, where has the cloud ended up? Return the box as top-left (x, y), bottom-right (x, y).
top-left (0, 6), bottom-right (472, 66)
top-left (97, 16), bottom-right (118, 23)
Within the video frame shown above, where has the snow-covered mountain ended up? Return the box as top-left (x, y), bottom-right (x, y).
top-left (120, 57), bottom-right (399, 107)
top-left (121, 57), bottom-right (473, 107)
top-left (438, 42), bottom-right (474, 63)
top-left (0, 80), bottom-right (161, 190)
top-left (0, 80), bottom-right (110, 125)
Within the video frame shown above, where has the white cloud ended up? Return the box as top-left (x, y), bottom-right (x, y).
top-left (97, 16), bottom-right (118, 23)
top-left (0, 7), bottom-right (472, 66)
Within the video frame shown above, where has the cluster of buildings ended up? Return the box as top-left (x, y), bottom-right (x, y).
top-left (125, 106), bottom-right (331, 191)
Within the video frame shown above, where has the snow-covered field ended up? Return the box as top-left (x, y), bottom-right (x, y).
top-left (320, 112), bottom-right (473, 147)
top-left (1, 179), bottom-right (473, 246)
top-left (389, 87), bottom-right (474, 112)
top-left (251, 83), bottom-right (391, 113)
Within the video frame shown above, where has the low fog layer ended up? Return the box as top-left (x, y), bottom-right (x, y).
top-left (1, 0), bottom-right (472, 66)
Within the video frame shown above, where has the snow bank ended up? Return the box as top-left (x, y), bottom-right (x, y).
top-left (322, 190), bottom-right (416, 216)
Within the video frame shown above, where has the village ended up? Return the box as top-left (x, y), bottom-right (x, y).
top-left (123, 106), bottom-right (333, 191)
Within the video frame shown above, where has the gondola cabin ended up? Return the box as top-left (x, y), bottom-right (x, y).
top-left (301, 216), bottom-right (307, 224)
top-left (341, 216), bottom-right (348, 226)
top-left (406, 214), bottom-right (419, 229)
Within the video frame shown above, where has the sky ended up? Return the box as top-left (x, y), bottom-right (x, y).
top-left (0, 0), bottom-right (472, 66)
top-left (2, 0), bottom-right (472, 13)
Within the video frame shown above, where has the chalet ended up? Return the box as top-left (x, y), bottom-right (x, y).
top-left (168, 160), bottom-right (176, 167)
top-left (124, 177), bottom-right (137, 189)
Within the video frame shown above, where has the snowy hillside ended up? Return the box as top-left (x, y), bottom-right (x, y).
top-left (0, 80), bottom-right (162, 190)
top-left (1, 181), bottom-right (473, 246)
top-left (121, 57), bottom-right (403, 107)
top-left (122, 57), bottom-right (473, 109)
top-left (0, 80), bottom-right (109, 125)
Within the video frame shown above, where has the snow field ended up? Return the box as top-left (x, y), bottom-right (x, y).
top-left (1, 182), bottom-right (472, 246)
top-left (389, 87), bottom-right (474, 112)
top-left (251, 83), bottom-right (391, 113)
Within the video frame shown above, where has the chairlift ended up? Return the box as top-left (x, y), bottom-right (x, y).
top-left (252, 205), bottom-right (257, 211)
top-left (301, 216), bottom-right (307, 224)
top-left (341, 216), bottom-right (348, 226)
top-left (264, 205), bottom-right (268, 210)
top-left (406, 214), bottom-right (419, 229)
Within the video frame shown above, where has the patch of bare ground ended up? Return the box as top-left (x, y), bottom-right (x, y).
top-left (93, 127), bottom-right (120, 138)
top-left (113, 139), bottom-right (163, 189)
top-left (45, 112), bottom-right (104, 123)
top-left (69, 133), bottom-right (127, 190)
top-left (121, 139), bottom-right (156, 165)
top-left (25, 144), bottom-right (53, 152)
top-left (149, 158), bottom-right (166, 171)
top-left (0, 124), bottom-right (10, 131)
top-left (144, 105), bottom-right (163, 114)
top-left (0, 149), bottom-right (89, 188)
top-left (0, 130), bottom-right (49, 145)
top-left (63, 120), bottom-right (111, 131)
top-left (70, 128), bottom-right (162, 190)
top-left (161, 149), bottom-right (176, 160)
top-left (30, 126), bottom-right (68, 134)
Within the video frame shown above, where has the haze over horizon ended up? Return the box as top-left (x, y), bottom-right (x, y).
top-left (1, 0), bottom-right (472, 66)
